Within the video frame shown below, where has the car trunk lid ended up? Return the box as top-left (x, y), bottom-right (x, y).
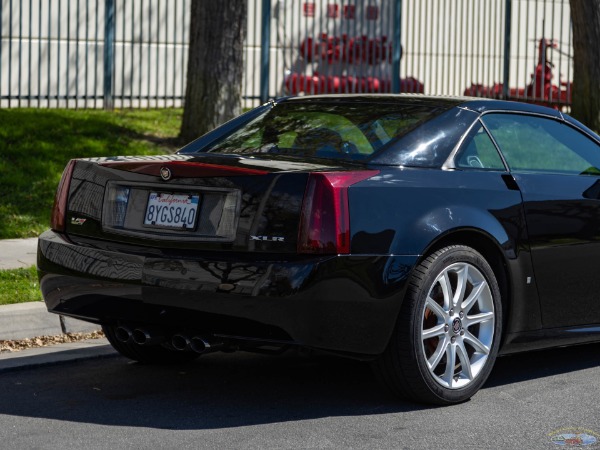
top-left (59, 154), bottom-right (375, 254)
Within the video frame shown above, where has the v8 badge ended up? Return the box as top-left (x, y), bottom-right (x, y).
top-left (71, 217), bottom-right (87, 226)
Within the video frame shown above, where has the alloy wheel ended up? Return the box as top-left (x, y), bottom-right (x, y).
top-left (420, 262), bottom-right (495, 389)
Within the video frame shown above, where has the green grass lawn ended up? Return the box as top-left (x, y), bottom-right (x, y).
top-left (0, 266), bottom-right (42, 305)
top-left (0, 108), bottom-right (183, 238)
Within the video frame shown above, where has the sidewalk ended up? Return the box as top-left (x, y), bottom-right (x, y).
top-left (0, 238), bottom-right (113, 370)
top-left (0, 237), bottom-right (38, 269)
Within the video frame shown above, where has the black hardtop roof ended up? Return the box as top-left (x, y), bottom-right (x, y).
top-left (278, 94), bottom-right (563, 118)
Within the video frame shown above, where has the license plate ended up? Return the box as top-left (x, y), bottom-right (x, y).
top-left (144, 192), bottom-right (200, 230)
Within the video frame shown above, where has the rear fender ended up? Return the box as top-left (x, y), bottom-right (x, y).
top-left (403, 205), bottom-right (515, 258)
top-left (404, 205), bottom-right (542, 336)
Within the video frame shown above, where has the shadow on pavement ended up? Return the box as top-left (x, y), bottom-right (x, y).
top-left (0, 342), bottom-right (598, 430)
top-left (0, 351), bottom-right (428, 430)
top-left (487, 341), bottom-right (600, 387)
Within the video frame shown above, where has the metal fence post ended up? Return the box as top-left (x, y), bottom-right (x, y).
top-left (392, 0), bottom-right (402, 93)
top-left (104, 0), bottom-right (115, 110)
top-left (502, 0), bottom-right (512, 99)
top-left (260, 0), bottom-right (271, 103)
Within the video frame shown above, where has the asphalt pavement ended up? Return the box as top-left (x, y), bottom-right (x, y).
top-left (1, 344), bottom-right (600, 449)
top-left (0, 238), bottom-right (111, 370)
top-left (2, 239), bottom-right (600, 449)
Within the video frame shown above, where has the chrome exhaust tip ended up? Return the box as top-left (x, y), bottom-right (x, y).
top-left (171, 334), bottom-right (191, 351)
top-left (190, 336), bottom-right (211, 353)
top-left (190, 336), bottom-right (225, 354)
top-left (132, 328), bottom-right (165, 346)
top-left (115, 326), bottom-right (133, 343)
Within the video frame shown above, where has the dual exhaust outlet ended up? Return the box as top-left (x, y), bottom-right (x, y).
top-left (115, 326), bottom-right (224, 354)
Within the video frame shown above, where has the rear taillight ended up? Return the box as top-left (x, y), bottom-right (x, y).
top-left (298, 170), bottom-right (379, 254)
top-left (50, 160), bottom-right (76, 232)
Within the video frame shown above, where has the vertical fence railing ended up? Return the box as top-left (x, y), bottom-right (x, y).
top-left (104, 0), bottom-right (114, 110)
top-left (0, 0), bottom-right (573, 110)
top-left (259, 0), bottom-right (271, 104)
top-left (110, 0), bottom-right (189, 108)
top-left (503, 0), bottom-right (512, 99)
top-left (391, 0), bottom-right (401, 93)
top-left (505, 0), bottom-right (572, 109)
top-left (0, 0), bottom-right (190, 108)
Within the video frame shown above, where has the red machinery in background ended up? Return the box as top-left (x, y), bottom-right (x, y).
top-left (284, 72), bottom-right (424, 95)
top-left (284, 33), bottom-right (424, 95)
top-left (298, 33), bottom-right (391, 64)
top-left (464, 38), bottom-right (572, 110)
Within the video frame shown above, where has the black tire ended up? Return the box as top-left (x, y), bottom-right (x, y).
top-left (102, 325), bottom-right (200, 364)
top-left (372, 245), bottom-right (502, 405)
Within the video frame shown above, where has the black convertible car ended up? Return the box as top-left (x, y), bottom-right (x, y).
top-left (38, 95), bottom-right (600, 404)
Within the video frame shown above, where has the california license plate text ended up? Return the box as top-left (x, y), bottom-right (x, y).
top-left (144, 192), bottom-right (199, 229)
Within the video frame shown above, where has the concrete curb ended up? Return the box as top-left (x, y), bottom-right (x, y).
top-left (0, 302), bottom-right (101, 340)
top-left (0, 338), bottom-right (118, 372)
top-left (0, 238), bottom-right (111, 368)
top-left (0, 302), bottom-right (108, 370)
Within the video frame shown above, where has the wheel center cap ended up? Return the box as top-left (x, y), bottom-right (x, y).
top-left (452, 317), bottom-right (463, 334)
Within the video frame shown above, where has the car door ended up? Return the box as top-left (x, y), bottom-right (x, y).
top-left (482, 112), bottom-right (600, 328)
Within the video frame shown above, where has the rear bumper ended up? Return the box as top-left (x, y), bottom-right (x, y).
top-left (37, 230), bottom-right (418, 357)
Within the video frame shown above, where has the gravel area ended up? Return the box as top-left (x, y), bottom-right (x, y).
top-left (0, 330), bottom-right (105, 353)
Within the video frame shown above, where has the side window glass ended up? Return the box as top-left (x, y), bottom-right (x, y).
top-left (481, 114), bottom-right (600, 175)
top-left (455, 124), bottom-right (505, 170)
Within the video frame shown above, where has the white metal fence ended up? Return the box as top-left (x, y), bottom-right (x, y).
top-left (0, 0), bottom-right (573, 110)
top-left (0, 0), bottom-right (190, 108)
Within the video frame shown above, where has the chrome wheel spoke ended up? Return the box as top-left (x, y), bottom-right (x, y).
top-left (463, 330), bottom-right (490, 355)
top-left (439, 272), bottom-right (453, 310)
top-left (465, 311), bottom-right (494, 327)
top-left (461, 280), bottom-right (486, 313)
top-left (425, 296), bottom-right (447, 320)
top-left (453, 265), bottom-right (469, 306)
top-left (456, 340), bottom-right (473, 381)
top-left (442, 344), bottom-right (457, 387)
top-left (427, 336), bottom-right (449, 371)
top-left (422, 323), bottom-right (446, 340)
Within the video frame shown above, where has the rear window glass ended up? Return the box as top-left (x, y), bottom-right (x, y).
top-left (195, 101), bottom-right (442, 162)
